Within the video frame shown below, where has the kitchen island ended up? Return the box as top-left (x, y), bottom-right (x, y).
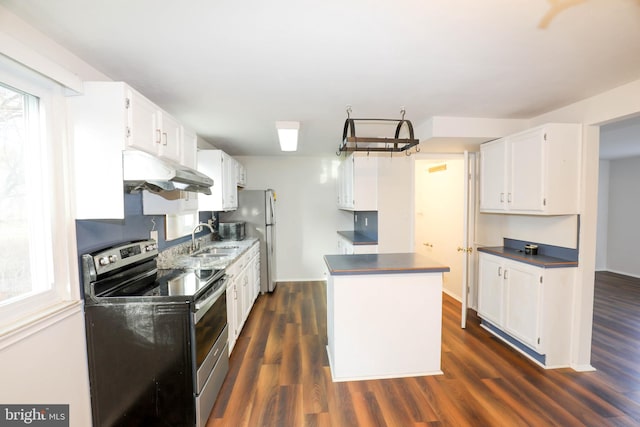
top-left (323, 253), bottom-right (449, 382)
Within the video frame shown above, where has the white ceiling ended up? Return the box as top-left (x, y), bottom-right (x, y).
top-left (3, 0), bottom-right (640, 156)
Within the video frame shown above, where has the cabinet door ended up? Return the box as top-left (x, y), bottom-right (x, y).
top-left (253, 254), bottom-right (260, 300)
top-left (142, 190), bottom-right (197, 214)
top-left (236, 162), bottom-right (247, 187)
top-left (477, 254), bottom-right (504, 327)
top-left (158, 111), bottom-right (182, 162)
top-left (221, 152), bottom-right (238, 210)
top-left (343, 156), bottom-right (354, 209)
top-left (240, 267), bottom-right (251, 323)
top-left (352, 154), bottom-right (377, 211)
top-left (336, 160), bottom-right (349, 208)
top-left (197, 150), bottom-right (224, 211)
top-left (508, 129), bottom-right (545, 212)
top-left (234, 273), bottom-right (245, 334)
top-left (353, 244), bottom-right (378, 254)
top-left (504, 262), bottom-right (543, 351)
top-left (126, 88), bottom-right (158, 154)
top-left (182, 127), bottom-right (197, 169)
top-left (479, 138), bottom-right (507, 211)
top-left (226, 285), bottom-right (237, 355)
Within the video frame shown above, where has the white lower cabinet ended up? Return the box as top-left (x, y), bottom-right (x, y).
top-left (226, 241), bottom-right (260, 355)
top-left (249, 244), bottom-right (260, 300)
top-left (477, 252), bottom-right (574, 368)
top-left (336, 234), bottom-right (378, 254)
top-left (477, 253), bottom-right (505, 327)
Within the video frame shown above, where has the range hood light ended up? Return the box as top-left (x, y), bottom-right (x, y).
top-left (276, 121), bottom-right (299, 151)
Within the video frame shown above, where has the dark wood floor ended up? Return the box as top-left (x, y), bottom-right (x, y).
top-left (207, 271), bottom-right (640, 426)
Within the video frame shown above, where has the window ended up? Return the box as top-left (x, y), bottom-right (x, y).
top-left (0, 83), bottom-right (54, 306)
top-left (0, 58), bottom-right (76, 336)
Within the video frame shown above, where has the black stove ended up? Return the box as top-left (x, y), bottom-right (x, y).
top-left (81, 239), bottom-right (230, 427)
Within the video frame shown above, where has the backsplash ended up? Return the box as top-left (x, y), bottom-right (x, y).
top-left (75, 192), bottom-right (215, 256)
top-left (503, 238), bottom-right (578, 261)
top-left (354, 211), bottom-right (378, 240)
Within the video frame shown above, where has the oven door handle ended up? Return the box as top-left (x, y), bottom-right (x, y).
top-left (194, 277), bottom-right (228, 324)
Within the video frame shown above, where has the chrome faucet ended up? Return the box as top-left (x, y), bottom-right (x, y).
top-left (191, 222), bottom-right (214, 252)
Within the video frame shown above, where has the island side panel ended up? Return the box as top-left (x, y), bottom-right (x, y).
top-left (327, 272), bottom-right (443, 382)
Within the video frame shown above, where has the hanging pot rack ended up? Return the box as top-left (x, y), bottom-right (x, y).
top-left (337, 107), bottom-right (420, 155)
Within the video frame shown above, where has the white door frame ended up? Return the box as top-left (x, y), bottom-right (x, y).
top-left (412, 152), bottom-right (477, 328)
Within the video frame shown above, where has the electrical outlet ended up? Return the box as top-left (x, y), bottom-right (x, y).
top-left (150, 230), bottom-right (158, 242)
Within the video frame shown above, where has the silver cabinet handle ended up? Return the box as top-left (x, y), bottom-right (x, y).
top-left (498, 266), bottom-right (502, 277)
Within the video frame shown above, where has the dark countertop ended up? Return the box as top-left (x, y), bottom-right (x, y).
top-left (337, 230), bottom-right (378, 245)
top-left (324, 253), bottom-right (450, 275)
top-left (478, 246), bottom-right (578, 268)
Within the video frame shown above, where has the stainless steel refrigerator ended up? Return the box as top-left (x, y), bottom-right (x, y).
top-left (220, 189), bottom-right (277, 293)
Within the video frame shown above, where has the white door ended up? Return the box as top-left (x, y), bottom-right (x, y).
top-left (414, 157), bottom-right (465, 301)
top-left (460, 151), bottom-right (474, 328)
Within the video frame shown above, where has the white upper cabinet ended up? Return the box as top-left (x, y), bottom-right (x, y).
top-left (197, 150), bottom-right (238, 211)
top-left (68, 81), bottom-right (199, 219)
top-left (126, 88), bottom-right (158, 154)
top-left (181, 127), bottom-right (198, 169)
top-left (156, 111), bottom-right (182, 162)
top-left (478, 138), bottom-right (507, 211)
top-left (236, 161), bottom-right (247, 187)
top-left (337, 153), bottom-right (378, 211)
top-left (124, 88), bottom-right (182, 163)
top-left (142, 190), bottom-right (198, 214)
top-left (479, 123), bottom-right (581, 215)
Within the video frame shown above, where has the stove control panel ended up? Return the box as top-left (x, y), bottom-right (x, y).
top-left (85, 240), bottom-right (158, 277)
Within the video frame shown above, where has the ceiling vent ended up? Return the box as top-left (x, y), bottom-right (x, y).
top-left (337, 107), bottom-right (419, 155)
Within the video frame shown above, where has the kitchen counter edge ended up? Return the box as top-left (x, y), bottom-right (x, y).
top-left (478, 246), bottom-right (578, 268)
top-left (324, 253), bottom-right (449, 276)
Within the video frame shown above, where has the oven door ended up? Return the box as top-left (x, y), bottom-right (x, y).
top-left (193, 277), bottom-right (228, 393)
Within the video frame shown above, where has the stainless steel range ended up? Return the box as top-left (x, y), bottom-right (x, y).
top-left (82, 239), bottom-right (228, 427)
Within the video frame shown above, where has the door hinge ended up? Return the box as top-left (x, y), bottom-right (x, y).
top-left (125, 98), bottom-right (130, 109)
top-left (126, 127), bottom-right (131, 138)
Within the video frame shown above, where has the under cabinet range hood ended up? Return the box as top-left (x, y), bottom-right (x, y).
top-left (123, 150), bottom-right (213, 195)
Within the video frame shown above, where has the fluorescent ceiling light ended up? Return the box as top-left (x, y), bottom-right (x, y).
top-left (276, 121), bottom-right (299, 151)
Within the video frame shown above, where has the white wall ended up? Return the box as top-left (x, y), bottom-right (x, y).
top-left (0, 6), bottom-right (112, 426)
top-left (595, 160), bottom-right (610, 271)
top-left (531, 78), bottom-right (640, 370)
top-left (236, 156), bottom-right (350, 281)
top-left (377, 155), bottom-right (414, 253)
top-left (0, 309), bottom-right (92, 424)
top-left (607, 155), bottom-right (640, 277)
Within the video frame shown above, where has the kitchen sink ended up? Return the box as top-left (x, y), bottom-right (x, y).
top-left (191, 253), bottom-right (227, 259)
top-left (190, 246), bottom-right (238, 258)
